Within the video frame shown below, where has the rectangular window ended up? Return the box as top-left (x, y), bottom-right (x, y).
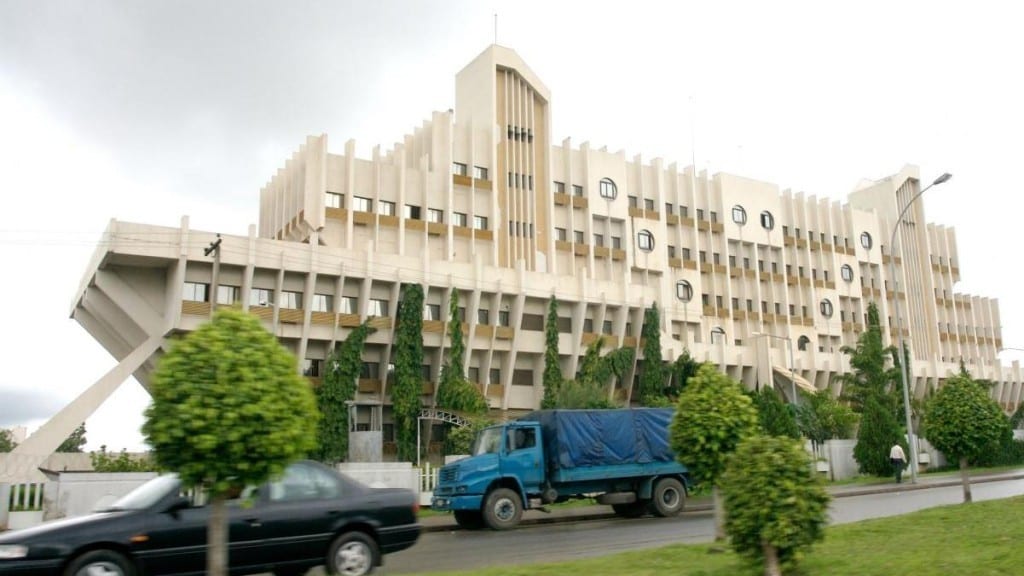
top-left (424, 303), bottom-right (442, 321)
top-left (611, 236), bottom-right (622, 249)
top-left (716, 295), bottom-right (723, 308)
top-left (667, 245), bottom-right (677, 258)
top-left (302, 359), bottom-right (323, 378)
top-left (473, 215), bottom-right (488, 230)
top-left (427, 208), bottom-right (444, 223)
top-left (743, 257), bottom-right (750, 269)
top-left (478, 309), bottom-right (490, 324)
top-left (452, 162), bottom-right (468, 176)
top-left (340, 296), bottom-right (357, 314)
top-left (761, 301), bottom-right (768, 313)
top-left (520, 313), bottom-right (544, 331)
top-left (378, 200), bottom-right (396, 216)
top-left (680, 206), bottom-right (689, 218)
top-left (775, 303), bottom-right (782, 315)
top-left (696, 208), bottom-right (705, 221)
top-left (572, 184), bottom-right (584, 197)
top-left (250, 287), bottom-right (273, 307)
top-left (665, 203), bottom-right (674, 215)
top-left (312, 293), bottom-right (332, 312)
top-left (404, 204), bottom-right (421, 220)
top-left (732, 297), bottom-right (739, 310)
top-left (353, 196), bottom-right (373, 213)
top-left (325, 191), bottom-right (343, 209)
top-left (603, 320), bottom-right (613, 334)
top-left (582, 318), bottom-right (594, 332)
top-left (644, 198), bottom-right (655, 211)
top-left (574, 230), bottom-right (584, 244)
top-left (498, 310), bottom-right (510, 327)
top-left (369, 298), bottom-right (389, 317)
top-left (628, 196), bottom-right (639, 208)
top-left (710, 211), bottom-right (718, 223)
top-left (554, 181), bottom-right (566, 193)
top-left (699, 251), bottom-right (707, 264)
top-left (280, 290), bottom-right (302, 309)
top-left (512, 369), bottom-right (533, 387)
top-left (682, 247), bottom-right (691, 260)
top-left (473, 166), bottom-right (488, 180)
top-left (216, 285), bottom-right (239, 305)
top-left (728, 255), bottom-right (736, 267)
top-left (746, 299), bottom-right (753, 312)
top-left (789, 304), bottom-right (796, 316)
top-left (453, 212), bottom-right (468, 227)
top-left (555, 227), bottom-right (567, 241)
top-left (468, 367), bottom-right (480, 382)
top-left (713, 253), bottom-right (721, 265)
top-left (184, 282), bottom-right (208, 302)
top-left (594, 233), bottom-right (604, 247)
top-left (702, 293), bottom-right (710, 307)
top-left (489, 368), bottom-right (501, 384)
top-left (456, 307), bottom-right (467, 322)
top-left (360, 362), bottom-right (380, 379)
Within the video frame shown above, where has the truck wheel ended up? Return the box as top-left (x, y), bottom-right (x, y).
top-left (612, 501), bottom-right (649, 518)
top-left (651, 477), bottom-right (685, 517)
top-left (483, 488), bottom-right (522, 530)
top-left (453, 510), bottom-right (485, 530)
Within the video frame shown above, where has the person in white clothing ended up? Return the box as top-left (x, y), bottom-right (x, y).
top-left (889, 443), bottom-right (907, 483)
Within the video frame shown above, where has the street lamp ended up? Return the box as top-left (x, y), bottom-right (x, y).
top-left (889, 172), bottom-right (952, 484)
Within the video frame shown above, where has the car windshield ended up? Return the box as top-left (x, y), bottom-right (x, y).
top-left (471, 426), bottom-right (503, 456)
top-left (103, 475), bottom-right (181, 511)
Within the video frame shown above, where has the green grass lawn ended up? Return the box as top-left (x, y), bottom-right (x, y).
top-left (419, 495), bottom-right (1024, 576)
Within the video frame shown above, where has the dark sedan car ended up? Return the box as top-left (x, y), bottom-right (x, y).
top-left (0, 460), bottom-right (420, 576)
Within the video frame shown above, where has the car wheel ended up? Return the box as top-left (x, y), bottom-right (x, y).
top-left (64, 549), bottom-right (135, 576)
top-left (612, 500), bottom-right (649, 518)
top-left (453, 509), bottom-right (485, 530)
top-left (483, 487), bottom-right (522, 530)
top-left (326, 531), bottom-right (379, 576)
top-left (651, 477), bottom-right (686, 517)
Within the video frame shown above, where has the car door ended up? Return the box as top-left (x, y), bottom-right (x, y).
top-left (256, 462), bottom-right (346, 568)
top-left (140, 486), bottom-right (268, 576)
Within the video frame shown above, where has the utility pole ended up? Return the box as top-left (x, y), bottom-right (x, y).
top-left (205, 234), bottom-right (222, 312)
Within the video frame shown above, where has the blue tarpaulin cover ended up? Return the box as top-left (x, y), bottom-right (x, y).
top-left (518, 409), bottom-right (676, 470)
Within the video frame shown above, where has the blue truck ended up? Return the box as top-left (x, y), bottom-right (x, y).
top-left (431, 408), bottom-right (692, 530)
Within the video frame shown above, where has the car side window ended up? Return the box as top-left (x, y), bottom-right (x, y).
top-left (269, 464), bottom-right (343, 502)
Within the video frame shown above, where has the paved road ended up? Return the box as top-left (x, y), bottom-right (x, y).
top-left (376, 476), bottom-right (1024, 575)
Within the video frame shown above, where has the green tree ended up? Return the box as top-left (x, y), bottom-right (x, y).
top-left (853, 393), bottom-right (905, 477)
top-left (1011, 402), bottom-right (1024, 430)
top-left (541, 295), bottom-right (562, 409)
top-left (838, 302), bottom-right (901, 416)
top-left (670, 363), bottom-right (760, 540)
top-left (142, 308), bottom-right (318, 576)
top-left (548, 378), bottom-right (616, 409)
top-left (392, 283), bottom-right (425, 462)
top-left (751, 388), bottom-right (800, 439)
top-left (57, 423), bottom-right (87, 453)
top-left (923, 367), bottom-right (1010, 502)
top-left (0, 429), bottom-right (15, 452)
top-left (445, 417), bottom-right (496, 455)
top-left (91, 445), bottom-right (157, 472)
top-left (667, 349), bottom-right (700, 398)
top-left (638, 303), bottom-right (666, 406)
top-left (721, 435), bottom-right (830, 576)
top-left (796, 390), bottom-right (858, 457)
top-left (437, 291), bottom-right (487, 414)
top-left (314, 321), bottom-right (375, 464)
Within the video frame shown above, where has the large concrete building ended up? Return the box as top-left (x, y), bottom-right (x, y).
top-left (8, 45), bottom-right (1021, 473)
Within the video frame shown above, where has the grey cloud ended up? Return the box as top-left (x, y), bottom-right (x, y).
top-left (0, 388), bottom-right (65, 428)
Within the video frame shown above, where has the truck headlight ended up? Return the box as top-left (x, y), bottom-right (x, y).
top-left (0, 545), bottom-right (28, 559)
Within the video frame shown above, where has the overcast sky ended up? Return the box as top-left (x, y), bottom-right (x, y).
top-left (1, 1), bottom-right (1021, 451)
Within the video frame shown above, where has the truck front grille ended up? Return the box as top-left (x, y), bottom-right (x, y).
top-left (440, 466), bottom-right (458, 483)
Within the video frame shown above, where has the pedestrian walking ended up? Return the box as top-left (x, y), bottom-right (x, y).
top-left (889, 443), bottom-right (907, 483)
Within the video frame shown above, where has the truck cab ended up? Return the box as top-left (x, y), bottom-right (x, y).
top-left (431, 422), bottom-right (543, 530)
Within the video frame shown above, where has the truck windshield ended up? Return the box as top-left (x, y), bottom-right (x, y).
top-left (471, 427), bottom-right (503, 456)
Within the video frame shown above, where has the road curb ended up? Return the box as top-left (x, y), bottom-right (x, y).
top-left (420, 472), bottom-right (1024, 533)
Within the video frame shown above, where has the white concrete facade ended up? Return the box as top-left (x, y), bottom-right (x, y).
top-left (8, 46), bottom-right (1019, 476)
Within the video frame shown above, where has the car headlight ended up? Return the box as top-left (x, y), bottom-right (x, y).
top-left (0, 545), bottom-right (28, 559)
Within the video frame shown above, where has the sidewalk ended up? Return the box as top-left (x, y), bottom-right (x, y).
top-left (419, 468), bottom-right (1024, 533)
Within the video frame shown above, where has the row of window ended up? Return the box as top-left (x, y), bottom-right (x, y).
top-left (506, 125), bottom-right (534, 143)
top-left (452, 163), bottom-right (489, 180)
top-left (325, 192), bottom-right (487, 229)
top-left (671, 279), bottom-right (837, 318)
top-left (507, 172), bottom-right (535, 190)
